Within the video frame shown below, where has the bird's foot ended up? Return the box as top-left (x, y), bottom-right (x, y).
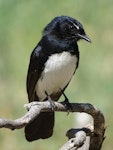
top-left (45, 91), bottom-right (55, 111)
top-left (61, 91), bottom-right (72, 115)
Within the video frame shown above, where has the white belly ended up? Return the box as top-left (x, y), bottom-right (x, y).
top-left (35, 51), bottom-right (77, 101)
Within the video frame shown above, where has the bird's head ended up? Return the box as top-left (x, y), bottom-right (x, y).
top-left (43, 16), bottom-right (91, 43)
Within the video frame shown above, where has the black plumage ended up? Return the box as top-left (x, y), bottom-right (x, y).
top-left (25, 16), bottom-right (91, 141)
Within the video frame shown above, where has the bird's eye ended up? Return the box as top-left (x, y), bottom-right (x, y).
top-left (64, 25), bottom-right (74, 32)
top-left (69, 25), bottom-right (74, 29)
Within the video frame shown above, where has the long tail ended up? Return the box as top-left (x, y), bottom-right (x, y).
top-left (25, 112), bottom-right (54, 141)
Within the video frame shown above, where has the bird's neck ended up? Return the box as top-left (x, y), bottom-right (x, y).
top-left (42, 35), bottom-right (78, 52)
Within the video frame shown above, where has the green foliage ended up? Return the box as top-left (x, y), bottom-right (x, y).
top-left (0, 0), bottom-right (113, 149)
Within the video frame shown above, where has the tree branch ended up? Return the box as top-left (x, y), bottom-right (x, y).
top-left (60, 130), bottom-right (87, 150)
top-left (0, 101), bottom-right (105, 150)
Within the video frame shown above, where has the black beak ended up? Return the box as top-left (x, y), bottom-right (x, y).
top-left (77, 34), bottom-right (91, 43)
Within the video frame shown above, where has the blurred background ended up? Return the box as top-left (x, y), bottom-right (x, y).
top-left (0, 0), bottom-right (113, 149)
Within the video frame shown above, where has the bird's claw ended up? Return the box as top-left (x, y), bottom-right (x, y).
top-left (45, 91), bottom-right (55, 111)
top-left (64, 97), bottom-right (73, 115)
top-left (61, 90), bottom-right (73, 115)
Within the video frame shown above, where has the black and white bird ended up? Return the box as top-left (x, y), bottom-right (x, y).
top-left (25, 16), bottom-right (91, 141)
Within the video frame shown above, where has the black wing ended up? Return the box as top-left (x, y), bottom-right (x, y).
top-left (26, 45), bottom-right (42, 102)
top-left (25, 46), bottom-right (55, 142)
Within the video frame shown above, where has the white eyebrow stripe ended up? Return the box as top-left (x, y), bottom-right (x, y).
top-left (69, 20), bottom-right (79, 30)
top-left (74, 23), bottom-right (79, 30)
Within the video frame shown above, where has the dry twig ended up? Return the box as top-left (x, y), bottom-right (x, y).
top-left (0, 101), bottom-right (105, 150)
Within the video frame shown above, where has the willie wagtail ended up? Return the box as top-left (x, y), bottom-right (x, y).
top-left (25, 16), bottom-right (91, 141)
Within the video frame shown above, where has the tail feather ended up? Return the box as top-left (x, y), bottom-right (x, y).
top-left (25, 112), bottom-right (54, 142)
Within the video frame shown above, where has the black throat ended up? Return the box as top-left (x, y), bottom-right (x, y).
top-left (39, 35), bottom-right (79, 57)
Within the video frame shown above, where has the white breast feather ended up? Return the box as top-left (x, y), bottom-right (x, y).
top-left (36, 51), bottom-right (77, 100)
